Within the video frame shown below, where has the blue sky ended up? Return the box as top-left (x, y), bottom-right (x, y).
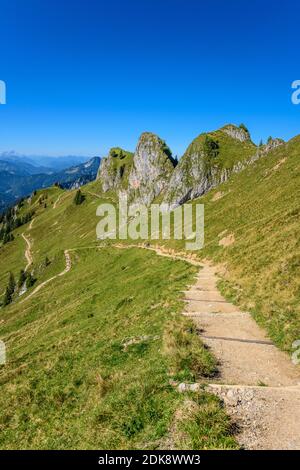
top-left (0, 0), bottom-right (299, 157)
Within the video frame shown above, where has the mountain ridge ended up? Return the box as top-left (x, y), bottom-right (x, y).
top-left (97, 124), bottom-right (285, 208)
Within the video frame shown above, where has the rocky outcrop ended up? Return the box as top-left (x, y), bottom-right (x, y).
top-left (263, 137), bottom-right (285, 153)
top-left (222, 124), bottom-right (251, 142)
top-left (163, 125), bottom-right (257, 209)
top-left (97, 148), bottom-right (133, 192)
top-left (128, 132), bottom-right (177, 205)
top-left (96, 126), bottom-right (286, 211)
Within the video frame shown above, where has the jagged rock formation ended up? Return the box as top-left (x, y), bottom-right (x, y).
top-left (162, 125), bottom-right (257, 209)
top-left (97, 125), bottom-right (286, 210)
top-left (97, 147), bottom-right (133, 192)
top-left (263, 137), bottom-right (285, 153)
top-left (127, 132), bottom-right (177, 205)
top-left (222, 124), bottom-right (251, 142)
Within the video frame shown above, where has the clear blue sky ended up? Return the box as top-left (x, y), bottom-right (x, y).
top-left (0, 0), bottom-right (299, 157)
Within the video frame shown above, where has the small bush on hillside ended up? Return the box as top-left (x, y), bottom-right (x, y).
top-left (203, 136), bottom-right (219, 159)
top-left (18, 269), bottom-right (27, 288)
top-left (25, 272), bottom-right (36, 289)
top-left (73, 189), bottom-right (85, 205)
top-left (3, 272), bottom-right (16, 306)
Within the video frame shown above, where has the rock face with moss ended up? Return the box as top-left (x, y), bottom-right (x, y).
top-left (97, 126), bottom-right (285, 210)
top-left (163, 124), bottom-right (257, 209)
top-left (128, 132), bottom-right (177, 205)
top-left (222, 124), bottom-right (250, 142)
top-left (97, 147), bottom-right (133, 192)
top-left (263, 137), bottom-right (285, 153)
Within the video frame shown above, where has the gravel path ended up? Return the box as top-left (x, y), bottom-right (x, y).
top-left (115, 243), bottom-right (300, 449)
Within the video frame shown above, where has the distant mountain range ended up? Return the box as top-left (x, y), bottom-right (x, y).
top-left (0, 152), bottom-right (91, 172)
top-left (0, 155), bottom-right (101, 211)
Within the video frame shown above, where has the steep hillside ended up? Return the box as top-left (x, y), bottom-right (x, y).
top-left (97, 147), bottom-right (133, 192)
top-left (163, 135), bottom-right (300, 352)
top-left (96, 128), bottom-right (299, 353)
top-left (0, 183), bottom-right (236, 450)
top-left (163, 124), bottom-right (258, 208)
top-left (127, 132), bottom-right (177, 205)
top-left (0, 126), bottom-right (299, 449)
top-left (96, 125), bottom-right (285, 210)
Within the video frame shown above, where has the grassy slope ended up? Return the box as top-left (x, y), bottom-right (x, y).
top-left (4, 131), bottom-right (298, 448)
top-left (0, 183), bottom-right (236, 449)
top-left (166, 136), bottom-right (300, 352)
top-left (198, 128), bottom-right (256, 170)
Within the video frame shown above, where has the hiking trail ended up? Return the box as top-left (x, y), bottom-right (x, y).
top-left (114, 243), bottom-right (300, 450)
top-left (21, 216), bottom-right (72, 302)
top-left (21, 232), bottom-right (33, 271)
top-left (21, 250), bottom-right (71, 303)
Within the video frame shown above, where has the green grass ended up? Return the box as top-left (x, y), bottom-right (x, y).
top-left (199, 127), bottom-right (256, 170)
top-left (0, 188), bottom-right (237, 449)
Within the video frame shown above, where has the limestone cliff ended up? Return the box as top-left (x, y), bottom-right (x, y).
top-left (163, 124), bottom-right (257, 209)
top-left (97, 126), bottom-right (285, 210)
top-left (97, 147), bottom-right (133, 192)
top-left (127, 132), bottom-right (177, 205)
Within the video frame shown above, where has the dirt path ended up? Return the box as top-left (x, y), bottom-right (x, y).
top-left (21, 218), bottom-right (35, 271)
top-left (21, 232), bottom-right (33, 271)
top-left (21, 250), bottom-right (72, 303)
top-left (86, 190), bottom-right (102, 199)
top-left (86, 190), bottom-right (115, 203)
top-left (53, 194), bottom-right (62, 209)
top-left (29, 218), bottom-right (35, 230)
top-left (20, 212), bottom-right (72, 302)
top-left (113, 243), bottom-right (300, 450)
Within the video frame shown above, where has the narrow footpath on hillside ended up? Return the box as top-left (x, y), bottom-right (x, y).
top-left (53, 194), bottom-right (63, 209)
top-left (113, 243), bottom-right (300, 450)
top-left (20, 250), bottom-right (71, 303)
top-left (20, 216), bottom-right (72, 303)
top-left (21, 232), bottom-right (33, 271)
top-left (21, 218), bottom-right (35, 271)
